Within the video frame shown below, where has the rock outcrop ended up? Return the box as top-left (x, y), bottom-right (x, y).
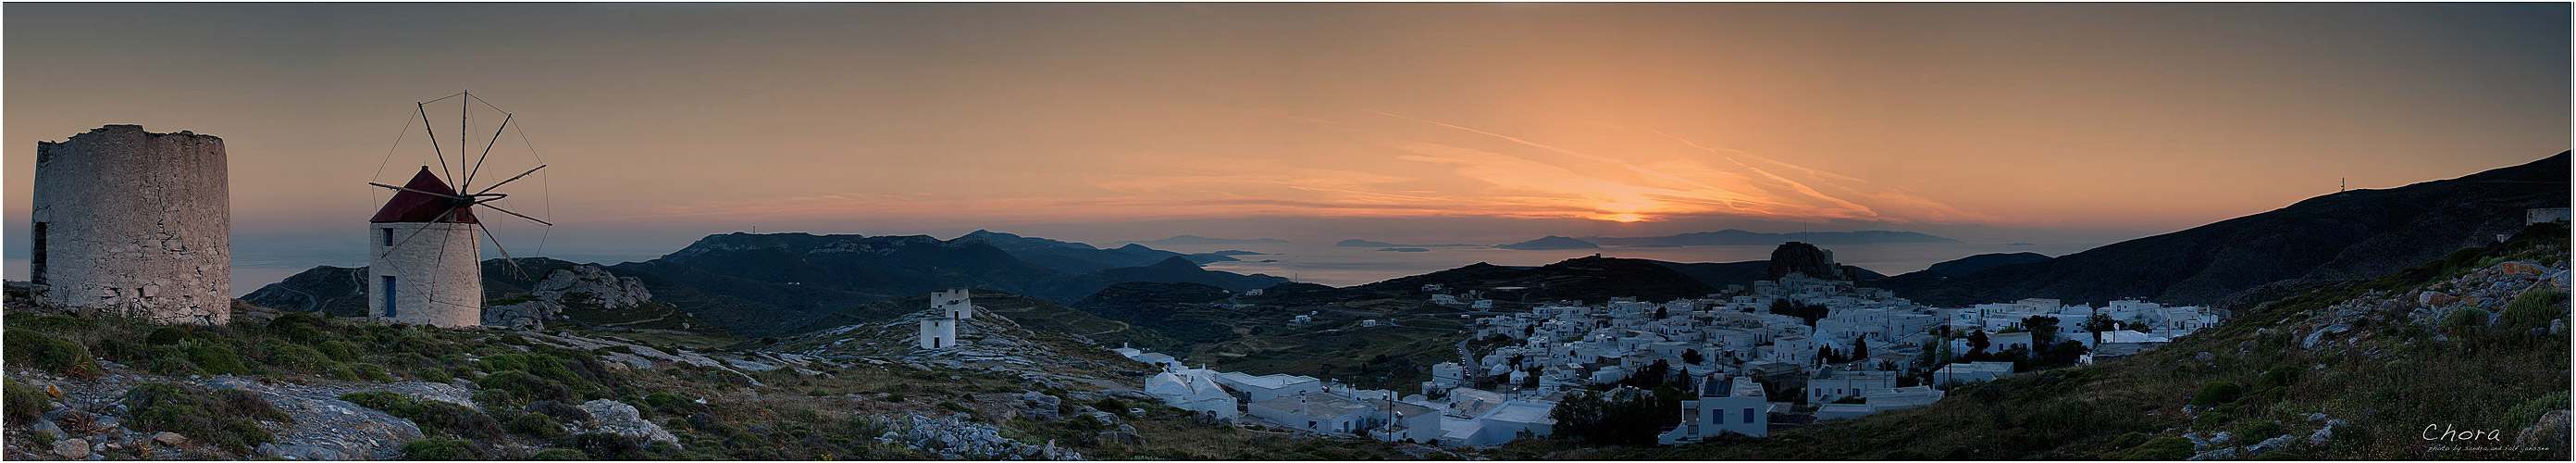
top-left (576, 399), bottom-right (678, 444)
top-left (1767, 242), bottom-right (1844, 281)
top-left (484, 265), bottom-right (654, 329)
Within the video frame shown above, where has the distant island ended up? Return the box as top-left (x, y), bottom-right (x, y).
top-left (1497, 235), bottom-right (1600, 250)
top-left (1375, 247), bottom-right (1430, 252)
top-left (1119, 235), bottom-right (1291, 245)
top-left (1580, 229), bottom-right (1959, 246)
top-left (1335, 239), bottom-right (1481, 247)
top-left (1206, 250), bottom-right (1269, 256)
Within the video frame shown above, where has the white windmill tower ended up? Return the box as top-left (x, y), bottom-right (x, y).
top-left (365, 91), bottom-right (552, 327)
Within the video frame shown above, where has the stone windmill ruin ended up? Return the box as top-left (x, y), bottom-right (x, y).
top-left (365, 91), bottom-right (553, 327)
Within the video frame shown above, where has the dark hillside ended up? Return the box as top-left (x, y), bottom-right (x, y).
top-left (1878, 152), bottom-right (2570, 307)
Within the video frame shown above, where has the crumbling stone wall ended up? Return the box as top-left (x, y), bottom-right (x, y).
top-left (31, 125), bottom-right (230, 324)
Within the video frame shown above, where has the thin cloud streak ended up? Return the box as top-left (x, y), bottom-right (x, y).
top-left (572, 113), bottom-right (2001, 227)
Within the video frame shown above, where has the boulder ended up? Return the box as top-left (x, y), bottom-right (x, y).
top-left (536, 266), bottom-right (654, 309)
top-left (2420, 292), bottom-right (2458, 307)
top-left (2185, 446), bottom-right (2236, 461)
top-left (2245, 434), bottom-right (2295, 457)
top-left (2513, 410), bottom-right (2569, 449)
top-left (54, 438), bottom-right (91, 459)
top-left (2497, 261), bottom-right (2546, 275)
top-left (483, 300), bottom-right (564, 330)
top-left (152, 432), bottom-right (186, 446)
top-left (2300, 324), bottom-right (2349, 349)
top-left (1017, 392), bottom-right (1062, 421)
top-left (576, 399), bottom-right (679, 444)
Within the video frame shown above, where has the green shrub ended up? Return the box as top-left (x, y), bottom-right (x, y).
top-left (27, 430), bottom-right (54, 448)
top-left (6, 328), bottom-right (99, 377)
top-left (263, 340), bottom-right (337, 373)
top-left (526, 400), bottom-right (593, 422)
top-left (346, 363), bottom-right (396, 382)
top-left (566, 432), bottom-right (649, 460)
top-left (400, 437), bottom-right (479, 460)
top-left (2107, 436), bottom-right (2194, 459)
top-left (182, 341), bottom-right (251, 375)
top-left (122, 382), bottom-right (288, 452)
top-left (2499, 289), bottom-right (2570, 332)
top-left (2443, 307), bottom-right (2494, 333)
top-left (507, 412), bottom-right (564, 438)
top-left (414, 367), bottom-right (454, 383)
top-left (146, 327), bottom-right (189, 345)
top-left (2251, 450), bottom-right (2305, 460)
top-left (526, 448), bottom-right (587, 460)
top-left (2239, 421), bottom-right (2285, 440)
top-left (642, 392), bottom-right (687, 408)
top-left (2255, 366), bottom-right (2300, 389)
top-left (2191, 382), bottom-right (2244, 406)
top-left (2192, 411), bottom-right (2235, 431)
top-left (479, 369), bottom-right (576, 406)
top-left (2502, 392), bottom-right (2573, 432)
top-left (481, 353), bottom-right (601, 396)
top-left (316, 340), bottom-right (360, 362)
top-left (266, 311), bottom-right (333, 344)
top-left (1094, 397), bottom-right (1130, 417)
top-left (341, 391), bottom-right (504, 438)
top-left (6, 378), bottom-right (51, 424)
top-left (2106, 432), bottom-right (2149, 451)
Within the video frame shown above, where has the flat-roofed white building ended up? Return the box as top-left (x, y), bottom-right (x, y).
top-left (1215, 371), bottom-right (1324, 402)
top-left (1659, 377), bottom-right (1770, 444)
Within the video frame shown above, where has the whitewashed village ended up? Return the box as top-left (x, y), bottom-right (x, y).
top-left (1033, 243), bottom-right (2232, 448)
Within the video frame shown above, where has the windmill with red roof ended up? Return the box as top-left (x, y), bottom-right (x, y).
top-left (365, 91), bottom-right (552, 327)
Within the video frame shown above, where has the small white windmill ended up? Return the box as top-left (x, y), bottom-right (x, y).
top-left (365, 91), bottom-right (552, 327)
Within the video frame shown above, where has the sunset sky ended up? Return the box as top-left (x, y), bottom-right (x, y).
top-left (6, 3), bottom-right (2569, 265)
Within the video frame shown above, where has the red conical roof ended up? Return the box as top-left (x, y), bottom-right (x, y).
top-left (370, 167), bottom-right (479, 223)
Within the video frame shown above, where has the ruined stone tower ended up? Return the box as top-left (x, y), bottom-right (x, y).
top-left (31, 125), bottom-right (230, 324)
top-left (933, 288), bottom-right (973, 319)
top-left (367, 167), bottom-right (484, 327)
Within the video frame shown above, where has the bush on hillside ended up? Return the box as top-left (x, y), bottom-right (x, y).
top-left (6, 378), bottom-right (51, 424)
top-left (2442, 307), bottom-right (2495, 334)
top-left (121, 382), bottom-right (287, 452)
top-left (6, 328), bottom-right (99, 377)
top-left (478, 369), bottom-right (576, 406)
top-left (399, 437), bottom-right (479, 460)
top-left (507, 412), bottom-right (564, 438)
top-left (341, 391), bottom-right (504, 438)
top-left (2105, 436), bottom-right (2193, 459)
top-left (2191, 382), bottom-right (2243, 406)
top-left (146, 327), bottom-right (189, 345)
top-left (181, 341), bottom-right (251, 375)
top-left (2500, 289), bottom-right (2569, 332)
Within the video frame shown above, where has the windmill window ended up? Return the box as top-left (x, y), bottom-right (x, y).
top-left (383, 228), bottom-right (394, 246)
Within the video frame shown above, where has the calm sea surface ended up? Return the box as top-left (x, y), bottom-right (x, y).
top-left (5, 242), bottom-right (2101, 297)
top-left (1157, 242), bottom-right (2104, 287)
